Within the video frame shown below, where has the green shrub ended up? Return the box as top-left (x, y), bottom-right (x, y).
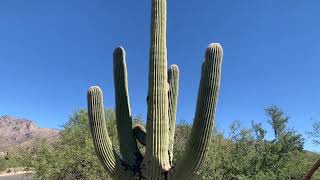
top-left (14, 107), bottom-right (320, 179)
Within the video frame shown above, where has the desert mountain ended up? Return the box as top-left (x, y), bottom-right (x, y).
top-left (0, 115), bottom-right (59, 153)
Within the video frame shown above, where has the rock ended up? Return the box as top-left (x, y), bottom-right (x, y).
top-left (0, 115), bottom-right (59, 152)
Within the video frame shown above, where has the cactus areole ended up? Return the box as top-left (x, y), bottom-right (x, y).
top-left (87, 0), bottom-right (223, 179)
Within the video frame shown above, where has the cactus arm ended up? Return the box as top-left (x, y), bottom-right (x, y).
top-left (167, 64), bottom-right (179, 164)
top-left (171, 43), bottom-right (223, 179)
top-left (87, 86), bottom-right (135, 179)
top-left (87, 0), bottom-right (224, 178)
top-left (113, 47), bottom-right (143, 167)
top-left (133, 124), bottom-right (147, 146)
top-left (143, 0), bottom-right (171, 178)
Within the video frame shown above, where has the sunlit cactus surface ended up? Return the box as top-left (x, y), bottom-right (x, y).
top-left (87, 0), bottom-right (223, 179)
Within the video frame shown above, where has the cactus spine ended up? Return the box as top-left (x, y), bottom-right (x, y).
top-left (87, 0), bottom-right (223, 179)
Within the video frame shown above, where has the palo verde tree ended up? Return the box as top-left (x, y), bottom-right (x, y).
top-left (86, 0), bottom-right (223, 179)
top-left (266, 106), bottom-right (304, 151)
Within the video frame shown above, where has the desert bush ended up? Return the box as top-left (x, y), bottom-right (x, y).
top-left (14, 107), bottom-right (320, 180)
top-left (0, 158), bottom-right (8, 172)
top-left (17, 110), bottom-right (110, 179)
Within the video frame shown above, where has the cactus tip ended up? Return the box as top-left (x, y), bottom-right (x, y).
top-left (88, 86), bottom-right (102, 95)
top-left (114, 46), bottom-right (126, 55)
top-left (208, 43), bottom-right (222, 49)
top-left (169, 64), bottom-right (179, 73)
top-left (206, 43), bottom-right (223, 56)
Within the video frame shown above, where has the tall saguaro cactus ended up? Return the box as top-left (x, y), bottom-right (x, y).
top-left (87, 0), bottom-right (223, 179)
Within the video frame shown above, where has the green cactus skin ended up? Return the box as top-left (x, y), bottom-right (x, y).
top-left (171, 43), bottom-right (223, 179)
top-left (142, 0), bottom-right (171, 178)
top-left (133, 124), bottom-right (146, 146)
top-left (87, 0), bottom-right (223, 179)
top-left (87, 87), bottom-right (135, 179)
top-left (131, 64), bottom-right (179, 166)
top-left (113, 47), bottom-right (143, 168)
top-left (167, 64), bottom-right (179, 165)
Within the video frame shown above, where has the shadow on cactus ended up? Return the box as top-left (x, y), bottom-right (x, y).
top-left (87, 0), bottom-right (223, 179)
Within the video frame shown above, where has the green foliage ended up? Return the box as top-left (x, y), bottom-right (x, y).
top-left (266, 106), bottom-right (304, 151)
top-left (172, 121), bottom-right (192, 162)
top-left (266, 105), bottom-right (289, 139)
top-left (308, 121), bottom-right (320, 145)
top-left (0, 158), bottom-right (10, 172)
top-left (17, 109), bottom-right (112, 180)
top-left (195, 106), bottom-right (314, 180)
top-left (16, 109), bottom-right (147, 180)
top-left (14, 106), bottom-right (320, 179)
top-left (0, 152), bottom-right (21, 172)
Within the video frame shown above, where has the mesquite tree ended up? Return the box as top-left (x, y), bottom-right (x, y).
top-left (86, 0), bottom-right (223, 179)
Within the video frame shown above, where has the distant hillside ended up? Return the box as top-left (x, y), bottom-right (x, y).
top-left (0, 115), bottom-right (59, 153)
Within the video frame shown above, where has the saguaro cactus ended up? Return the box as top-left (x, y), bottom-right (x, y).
top-left (87, 0), bottom-right (223, 179)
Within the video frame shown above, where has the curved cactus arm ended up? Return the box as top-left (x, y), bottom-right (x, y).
top-left (171, 43), bottom-right (223, 179)
top-left (167, 64), bottom-right (179, 164)
top-left (133, 124), bottom-right (147, 146)
top-left (87, 86), bottom-right (135, 179)
top-left (113, 47), bottom-right (143, 167)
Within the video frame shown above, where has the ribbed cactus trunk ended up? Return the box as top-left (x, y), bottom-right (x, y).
top-left (142, 0), bottom-right (171, 178)
top-left (87, 0), bottom-right (223, 179)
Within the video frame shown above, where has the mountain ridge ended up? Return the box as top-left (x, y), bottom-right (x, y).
top-left (0, 115), bottom-right (59, 153)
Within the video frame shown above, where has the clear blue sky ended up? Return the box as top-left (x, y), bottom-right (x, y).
top-left (0, 0), bottom-right (319, 151)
